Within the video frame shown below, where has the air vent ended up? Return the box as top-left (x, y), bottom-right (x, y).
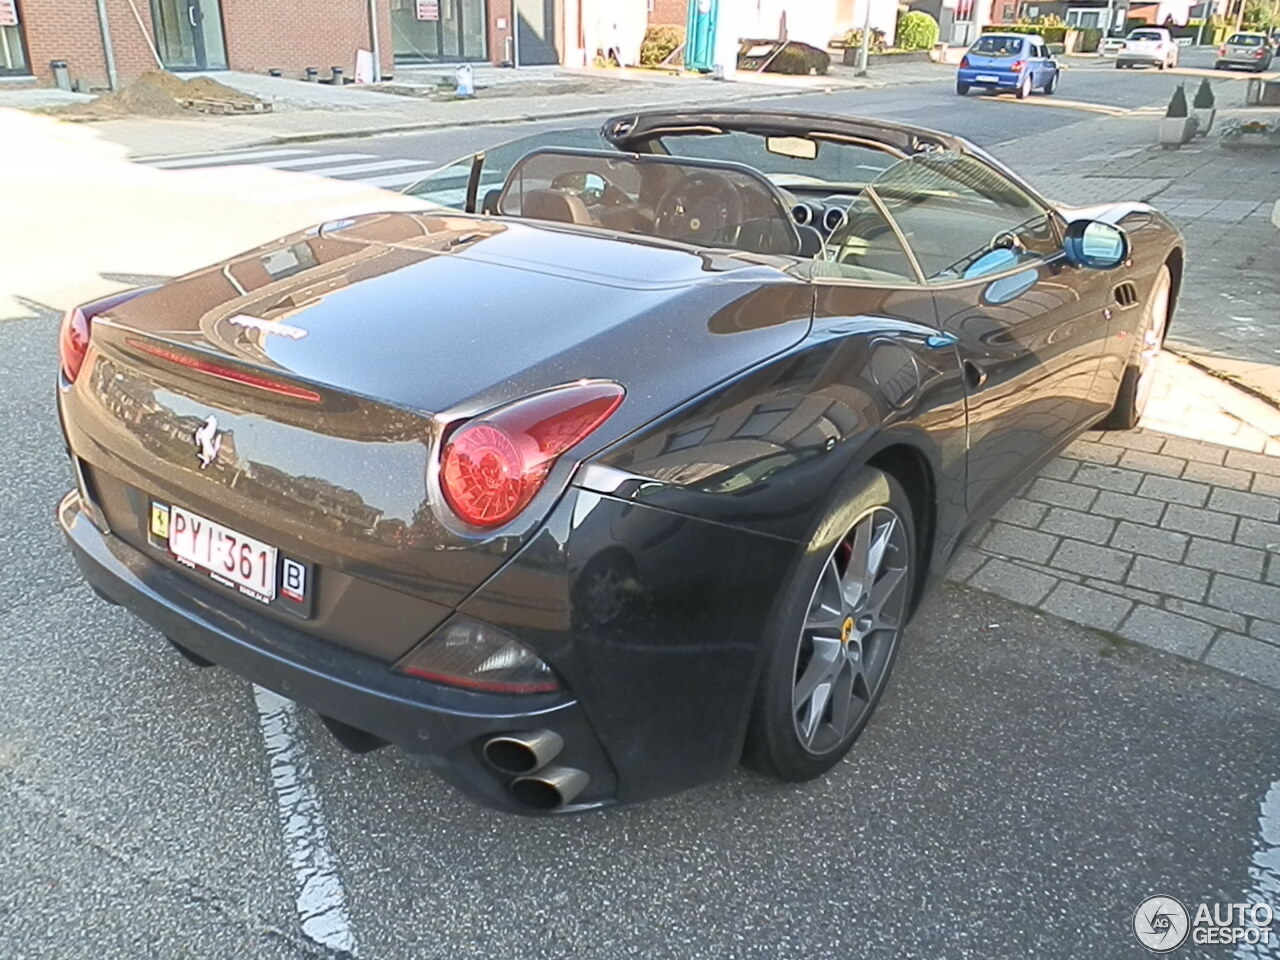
top-left (1114, 282), bottom-right (1139, 308)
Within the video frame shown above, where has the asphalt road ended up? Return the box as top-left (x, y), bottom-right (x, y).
top-left (274, 47), bottom-right (1224, 171)
top-left (5, 48), bottom-right (1280, 959)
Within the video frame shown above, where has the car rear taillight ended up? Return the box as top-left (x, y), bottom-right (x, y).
top-left (1220, 45), bottom-right (1228, 55)
top-left (440, 381), bottom-right (624, 529)
top-left (1011, 59), bottom-right (1025, 72)
top-left (394, 617), bottom-right (561, 694)
top-left (960, 55), bottom-right (970, 68)
top-left (1256, 48), bottom-right (1267, 57)
top-left (59, 307), bottom-right (91, 382)
top-left (59, 286), bottom-right (157, 384)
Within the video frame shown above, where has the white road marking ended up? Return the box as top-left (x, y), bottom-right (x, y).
top-left (1235, 777), bottom-right (1280, 960)
top-left (356, 168), bottom-right (441, 189)
top-left (253, 685), bottom-right (358, 957)
top-left (150, 148), bottom-right (313, 168)
top-left (314, 158), bottom-right (438, 177)
top-left (247, 153), bottom-right (379, 169)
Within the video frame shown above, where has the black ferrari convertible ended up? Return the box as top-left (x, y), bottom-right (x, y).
top-left (57, 110), bottom-right (1182, 813)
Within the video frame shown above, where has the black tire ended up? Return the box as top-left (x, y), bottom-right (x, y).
top-left (743, 468), bottom-right (916, 782)
top-left (1098, 264), bottom-right (1173, 430)
top-left (1044, 70), bottom-right (1059, 94)
top-left (1116, 61), bottom-right (1127, 69)
top-left (1214, 61), bottom-right (1226, 70)
top-left (956, 81), bottom-right (970, 95)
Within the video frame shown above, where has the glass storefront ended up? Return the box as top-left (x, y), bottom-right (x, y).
top-left (150, 0), bottom-right (229, 71)
top-left (390, 0), bottom-right (487, 63)
top-left (0, 0), bottom-right (30, 76)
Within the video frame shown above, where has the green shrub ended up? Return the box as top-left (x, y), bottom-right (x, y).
top-left (982, 23), bottom-right (1067, 44)
top-left (896, 11), bottom-right (940, 51)
top-left (764, 41), bottom-right (831, 75)
top-left (639, 25), bottom-right (684, 66)
top-left (844, 27), bottom-right (888, 52)
top-left (1077, 27), bottom-right (1102, 51)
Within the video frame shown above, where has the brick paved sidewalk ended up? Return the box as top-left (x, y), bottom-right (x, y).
top-left (950, 352), bottom-right (1280, 690)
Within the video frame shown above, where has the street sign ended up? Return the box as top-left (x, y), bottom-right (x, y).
top-left (416, 0), bottom-right (439, 20)
top-left (0, 0), bottom-right (18, 27)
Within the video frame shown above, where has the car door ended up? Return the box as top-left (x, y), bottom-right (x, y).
top-left (863, 152), bottom-right (1113, 514)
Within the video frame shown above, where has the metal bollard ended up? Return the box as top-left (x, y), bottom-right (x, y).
top-left (50, 60), bottom-right (72, 92)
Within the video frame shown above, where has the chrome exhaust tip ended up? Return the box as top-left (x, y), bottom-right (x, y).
top-left (510, 766), bottom-right (590, 811)
top-left (482, 729), bottom-right (564, 776)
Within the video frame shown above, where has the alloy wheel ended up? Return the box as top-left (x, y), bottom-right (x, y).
top-left (1134, 268), bottom-right (1171, 416)
top-left (791, 506), bottom-right (910, 755)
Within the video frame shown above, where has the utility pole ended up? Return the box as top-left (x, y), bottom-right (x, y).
top-left (855, 0), bottom-right (873, 77)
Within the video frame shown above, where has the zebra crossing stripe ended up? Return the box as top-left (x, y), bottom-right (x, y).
top-left (149, 148), bottom-right (314, 169)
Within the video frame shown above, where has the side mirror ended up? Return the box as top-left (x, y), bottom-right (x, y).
top-left (1063, 220), bottom-right (1129, 270)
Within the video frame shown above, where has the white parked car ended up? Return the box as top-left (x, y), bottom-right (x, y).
top-left (1116, 27), bottom-right (1180, 69)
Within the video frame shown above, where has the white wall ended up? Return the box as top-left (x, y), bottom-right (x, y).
top-left (572, 0), bottom-right (650, 67)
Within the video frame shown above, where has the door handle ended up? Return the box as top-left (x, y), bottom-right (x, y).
top-left (963, 360), bottom-right (988, 390)
top-left (188, 4), bottom-right (198, 27)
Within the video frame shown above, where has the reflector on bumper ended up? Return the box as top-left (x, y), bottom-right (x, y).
top-left (394, 617), bottom-right (561, 694)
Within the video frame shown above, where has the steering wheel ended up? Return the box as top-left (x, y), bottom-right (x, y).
top-left (937, 229), bottom-right (1028, 279)
top-left (653, 172), bottom-right (746, 245)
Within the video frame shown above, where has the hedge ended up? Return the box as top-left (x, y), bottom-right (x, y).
top-left (640, 26), bottom-right (684, 66)
top-left (982, 23), bottom-right (1068, 44)
top-left (896, 11), bottom-right (940, 51)
top-left (762, 41), bottom-right (831, 75)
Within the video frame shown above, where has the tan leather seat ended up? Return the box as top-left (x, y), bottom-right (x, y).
top-left (519, 189), bottom-right (594, 226)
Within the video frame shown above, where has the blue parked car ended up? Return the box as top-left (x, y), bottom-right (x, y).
top-left (957, 33), bottom-right (1060, 98)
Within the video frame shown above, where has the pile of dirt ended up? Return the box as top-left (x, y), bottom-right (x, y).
top-left (55, 71), bottom-right (262, 119)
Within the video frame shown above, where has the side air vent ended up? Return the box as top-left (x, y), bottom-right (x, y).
top-left (1113, 282), bottom-right (1139, 308)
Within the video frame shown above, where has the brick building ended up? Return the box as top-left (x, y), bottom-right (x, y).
top-left (1, 0), bottom-right (572, 90)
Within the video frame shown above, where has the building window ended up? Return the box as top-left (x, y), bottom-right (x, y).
top-left (0, 0), bottom-right (31, 76)
top-left (390, 0), bottom-right (488, 62)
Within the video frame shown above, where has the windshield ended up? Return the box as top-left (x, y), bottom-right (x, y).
top-left (497, 149), bottom-right (802, 256)
top-left (970, 36), bottom-right (1025, 57)
top-left (653, 129), bottom-right (898, 193)
top-left (1129, 31), bottom-right (1164, 41)
top-left (1229, 34), bottom-right (1265, 45)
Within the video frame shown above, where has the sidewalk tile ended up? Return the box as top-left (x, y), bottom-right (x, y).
top-left (1184, 539), bottom-right (1266, 580)
top-left (969, 559), bottom-right (1057, 605)
top-left (947, 548), bottom-right (987, 582)
top-left (980, 523), bottom-right (1059, 565)
top-left (1224, 449), bottom-right (1280, 477)
top-left (1109, 521), bottom-right (1187, 562)
top-left (1162, 503), bottom-right (1237, 542)
top-left (1026, 477), bottom-right (1098, 511)
top-left (1088, 578), bottom-right (1162, 606)
top-left (1093, 491), bottom-right (1165, 525)
top-left (1038, 459), bottom-right (1078, 481)
top-left (1118, 604), bottom-right (1215, 660)
top-left (1250, 620), bottom-right (1280, 645)
top-left (1097, 431), bottom-right (1165, 453)
top-left (1236, 518), bottom-right (1280, 551)
top-left (1051, 540), bottom-right (1133, 581)
top-left (1137, 475), bottom-right (1210, 507)
top-left (1128, 556), bottom-right (1210, 602)
top-left (1164, 599), bottom-right (1247, 634)
top-left (1209, 575), bottom-right (1280, 622)
top-left (991, 498), bottom-right (1049, 529)
top-left (1061, 441), bottom-right (1122, 466)
top-left (1182, 461), bottom-right (1253, 491)
top-left (1074, 464), bottom-right (1144, 494)
top-left (1252, 473), bottom-right (1280, 497)
top-left (1205, 633), bottom-right (1280, 690)
top-left (1207, 487), bottom-right (1280, 522)
top-left (1157, 437), bottom-right (1226, 465)
top-left (1040, 506), bottom-right (1116, 543)
top-left (1041, 582), bottom-right (1132, 632)
top-left (1119, 450), bottom-right (1186, 477)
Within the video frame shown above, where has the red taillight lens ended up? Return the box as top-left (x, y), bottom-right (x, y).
top-left (59, 307), bottom-right (91, 382)
top-left (960, 55), bottom-right (970, 68)
top-left (1011, 59), bottom-right (1025, 72)
top-left (1256, 49), bottom-right (1267, 57)
top-left (440, 381), bottom-right (624, 528)
top-left (1220, 46), bottom-right (1227, 55)
top-left (127, 339), bottom-right (322, 402)
top-left (395, 617), bottom-right (561, 694)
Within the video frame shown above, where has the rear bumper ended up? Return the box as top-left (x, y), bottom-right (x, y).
top-left (956, 68), bottom-right (1019, 88)
top-left (58, 491), bottom-right (619, 815)
top-left (1116, 53), bottom-right (1165, 64)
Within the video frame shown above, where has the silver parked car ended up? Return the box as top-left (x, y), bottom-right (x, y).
top-left (1216, 32), bottom-right (1274, 72)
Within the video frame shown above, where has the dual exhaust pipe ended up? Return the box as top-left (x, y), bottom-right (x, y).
top-left (482, 730), bottom-right (588, 811)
